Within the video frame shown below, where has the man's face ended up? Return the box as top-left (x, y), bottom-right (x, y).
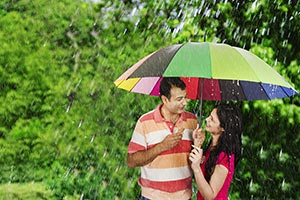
top-left (163, 86), bottom-right (187, 114)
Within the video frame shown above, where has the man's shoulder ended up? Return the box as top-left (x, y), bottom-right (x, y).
top-left (182, 111), bottom-right (197, 119)
top-left (139, 109), bottom-right (156, 122)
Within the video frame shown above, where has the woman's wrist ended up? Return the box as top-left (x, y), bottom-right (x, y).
top-left (191, 164), bottom-right (201, 172)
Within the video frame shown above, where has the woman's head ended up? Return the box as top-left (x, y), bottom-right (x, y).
top-left (214, 104), bottom-right (242, 157)
top-left (215, 104), bottom-right (243, 136)
top-left (205, 104), bottom-right (242, 136)
top-left (204, 103), bottom-right (243, 182)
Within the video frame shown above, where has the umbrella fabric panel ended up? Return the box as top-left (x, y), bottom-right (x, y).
top-left (219, 80), bottom-right (247, 100)
top-left (131, 77), bottom-right (161, 95)
top-left (128, 45), bottom-right (182, 78)
top-left (115, 78), bottom-right (140, 91)
top-left (282, 86), bottom-right (298, 97)
top-left (262, 83), bottom-right (290, 99)
top-left (114, 53), bottom-right (152, 84)
top-left (182, 78), bottom-right (222, 100)
top-left (240, 81), bottom-right (269, 100)
top-left (163, 43), bottom-right (212, 78)
top-left (235, 47), bottom-right (291, 87)
top-left (210, 44), bottom-right (260, 81)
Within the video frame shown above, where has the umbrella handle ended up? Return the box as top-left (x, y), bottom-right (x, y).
top-left (198, 78), bottom-right (204, 125)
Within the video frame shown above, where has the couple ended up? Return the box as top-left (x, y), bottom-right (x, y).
top-left (127, 77), bottom-right (242, 200)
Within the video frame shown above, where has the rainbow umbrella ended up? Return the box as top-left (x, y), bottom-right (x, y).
top-left (114, 42), bottom-right (298, 102)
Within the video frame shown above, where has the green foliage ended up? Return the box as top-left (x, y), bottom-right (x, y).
top-left (0, 182), bottom-right (53, 200)
top-left (0, 0), bottom-right (299, 199)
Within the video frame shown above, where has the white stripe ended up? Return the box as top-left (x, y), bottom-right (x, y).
top-left (131, 131), bottom-right (146, 146)
top-left (146, 130), bottom-right (169, 146)
top-left (145, 129), bottom-right (193, 146)
top-left (141, 166), bottom-right (192, 181)
top-left (182, 129), bottom-right (193, 141)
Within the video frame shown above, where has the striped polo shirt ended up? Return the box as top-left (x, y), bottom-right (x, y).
top-left (128, 104), bottom-right (198, 199)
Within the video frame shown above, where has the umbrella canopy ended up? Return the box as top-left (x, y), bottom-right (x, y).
top-left (114, 42), bottom-right (298, 101)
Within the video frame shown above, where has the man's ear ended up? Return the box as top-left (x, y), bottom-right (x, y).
top-left (161, 95), bottom-right (168, 104)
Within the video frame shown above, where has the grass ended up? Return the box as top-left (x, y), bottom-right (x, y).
top-left (0, 182), bottom-right (53, 200)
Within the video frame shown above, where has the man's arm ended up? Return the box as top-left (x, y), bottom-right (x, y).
top-left (127, 133), bottom-right (183, 168)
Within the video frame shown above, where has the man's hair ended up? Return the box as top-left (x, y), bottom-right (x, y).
top-left (159, 77), bottom-right (186, 99)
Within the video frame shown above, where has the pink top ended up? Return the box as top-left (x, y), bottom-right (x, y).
top-left (197, 151), bottom-right (235, 200)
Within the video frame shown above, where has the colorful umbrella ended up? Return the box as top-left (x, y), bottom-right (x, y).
top-left (114, 42), bottom-right (298, 101)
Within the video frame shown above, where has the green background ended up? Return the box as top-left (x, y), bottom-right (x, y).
top-left (0, 0), bottom-right (299, 199)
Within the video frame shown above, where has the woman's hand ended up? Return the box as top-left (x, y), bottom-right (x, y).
top-left (189, 146), bottom-right (203, 171)
top-left (193, 124), bottom-right (206, 147)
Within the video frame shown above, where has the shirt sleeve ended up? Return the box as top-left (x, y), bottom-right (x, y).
top-left (127, 118), bottom-right (147, 154)
top-left (216, 152), bottom-right (234, 170)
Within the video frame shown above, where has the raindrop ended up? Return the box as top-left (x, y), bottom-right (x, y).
top-left (177, 9), bottom-right (183, 18)
top-left (135, 19), bottom-right (140, 27)
top-left (193, 9), bottom-right (199, 17)
top-left (252, 0), bottom-right (258, 11)
top-left (78, 119), bottom-right (83, 128)
top-left (130, 7), bottom-right (137, 16)
top-left (203, 8), bottom-right (211, 17)
top-left (90, 134), bottom-right (95, 143)
top-left (282, 179), bottom-right (285, 188)
top-left (282, 40), bottom-right (288, 47)
top-left (261, 28), bottom-right (266, 36)
top-left (103, 150), bottom-right (107, 157)
top-left (279, 149), bottom-right (282, 158)
top-left (215, 9), bottom-right (220, 18)
top-left (66, 103), bottom-right (71, 113)
top-left (75, 79), bottom-right (82, 89)
top-left (80, 194), bottom-right (84, 200)
top-left (260, 146), bottom-right (264, 154)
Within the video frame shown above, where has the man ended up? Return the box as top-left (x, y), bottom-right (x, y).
top-left (127, 77), bottom-right (198, 200)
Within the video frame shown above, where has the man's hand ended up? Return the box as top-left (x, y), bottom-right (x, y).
top-left (159, 133), bottom-right (182, 151)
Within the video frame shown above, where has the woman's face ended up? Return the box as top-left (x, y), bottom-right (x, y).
top-left (205, 108), bottom-right (224, 135)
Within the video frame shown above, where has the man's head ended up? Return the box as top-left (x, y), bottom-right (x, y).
top-left (159, 77), bottom-right (186, 99)
top-left (159, 77), bottom-right (187, 114)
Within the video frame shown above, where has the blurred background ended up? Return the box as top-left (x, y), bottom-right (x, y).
top-left (0, 0), bottom-right (299, 199)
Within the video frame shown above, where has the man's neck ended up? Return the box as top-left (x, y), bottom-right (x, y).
top-left (160, 106), bottom-right (180, 124)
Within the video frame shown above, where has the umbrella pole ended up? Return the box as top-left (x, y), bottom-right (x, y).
top-left (199, 78), bottom-right (204, 125)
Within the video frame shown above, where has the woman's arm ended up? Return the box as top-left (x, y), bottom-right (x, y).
top-left (190, 148), bottom-right (228, 200)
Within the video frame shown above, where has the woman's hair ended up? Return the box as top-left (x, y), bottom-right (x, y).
top-left (159, 77), bottom-right (186, 99)
top-left (204, 103), bottom-right (243, 182)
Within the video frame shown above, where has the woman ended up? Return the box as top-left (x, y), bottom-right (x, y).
top-left (189, 104), bottom-right (242, 200)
